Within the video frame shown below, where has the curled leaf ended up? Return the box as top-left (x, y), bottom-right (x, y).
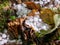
top-left (48, 14), bottom-right (60, 33)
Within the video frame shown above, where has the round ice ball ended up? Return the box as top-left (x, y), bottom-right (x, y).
top-left (2, 34), bottom-right (7, 39)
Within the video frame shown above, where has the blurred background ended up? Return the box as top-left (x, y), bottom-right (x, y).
top-left (0, 0), bottom-right (60, 45)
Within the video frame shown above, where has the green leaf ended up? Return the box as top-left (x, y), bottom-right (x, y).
top-left (54, 14), bottom-right (60, 28)
top-left (40, 30), bottom-right (47, 34)
top-left (58, 36), bottom-right (60, 40)
top-left (10, 16), bottom-right (16, 20)
top-left (35, 32), bottom-right (40, 38)
top-left (35, 30), bottom-right (49, 37)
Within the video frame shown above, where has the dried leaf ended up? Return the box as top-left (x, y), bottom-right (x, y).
top-left (40, 8), bottom-right (55, 25)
